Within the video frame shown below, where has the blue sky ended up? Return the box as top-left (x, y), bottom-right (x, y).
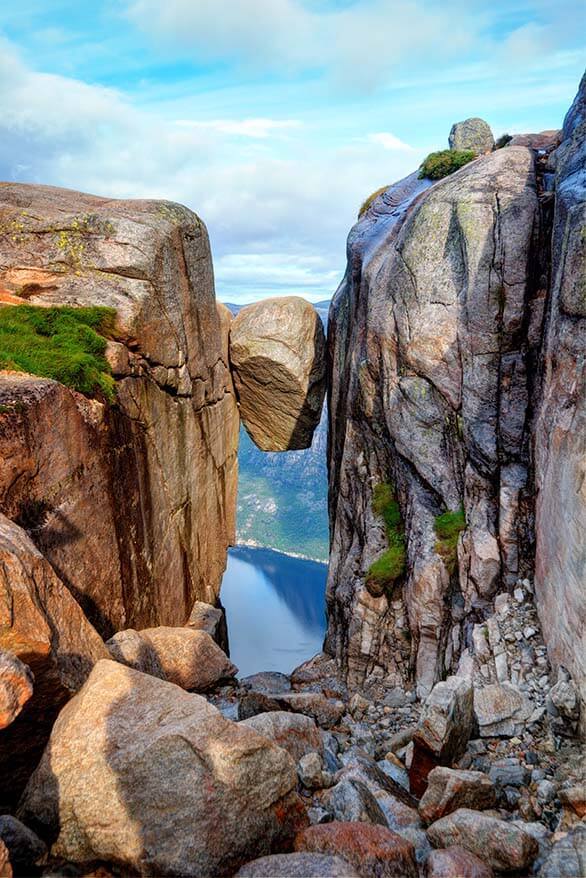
top-left (0, 1), bottom-right (584, 303)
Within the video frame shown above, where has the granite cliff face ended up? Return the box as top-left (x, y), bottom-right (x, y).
top-left (326, 82), bottom-right (584, 709)
top-left (0, 184), bottom-right (239, 636)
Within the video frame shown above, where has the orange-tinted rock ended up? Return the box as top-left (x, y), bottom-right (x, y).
top-left (418, 768), bottom-right (496, 825)
top-left (0, 650), bottom-right (33, 729)
top-left (508, 130), bottom-right (561, 149)
top-left (240, 712), bottom-right (323, 763)
top-left (139, 627), bottom-right (237, 690)
top-left (0, 182), bottom-right (239, 641)
top-left (295, 821), bottom-right (418, 878)
top-left (0, 840), bottom-right (11, 878)
top-left (19, 660), bottom-right (307, 877)
top-left (0, 514), bottom-right (108, 809)
top-left (425, 846), bottom-right (493, 878)
top-left (559, 785), bottom-right (586, 818)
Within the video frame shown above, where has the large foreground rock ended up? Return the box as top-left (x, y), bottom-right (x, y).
top-left (0, 514), bottom-right (108, 808)
top-left (448, 118), bottom-right (494, 153)
top-left (295, 822), bottom-right (418, 878)
top-left (0, 650), bottom-right (33, 728)
top-left (427, 808), bottom-right (538, 873)
top-left (230, 296), bottom-right (326, 450)
top-left (236, 852), bottom-right (360, 877)
top-left (18, 660), bottom-right (307, 876)
top-left (0, 182), bottom-right (239, 638)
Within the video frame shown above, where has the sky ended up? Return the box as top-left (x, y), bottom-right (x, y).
top-left (0, 2), bottom-right (584, 303)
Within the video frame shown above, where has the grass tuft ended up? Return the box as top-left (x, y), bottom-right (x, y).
top-left (434, 506), bottom-right (466, 574)
top-left (418, 150), bottom-right (476, 181)
top-left (358, 185), bottom-right (389, 218)
top-left (0, 304), bottom-right (117, 401)
top-left (367, 482), bottom-right (406, 596)
top-left (495, 134), bottom-right (513, 149)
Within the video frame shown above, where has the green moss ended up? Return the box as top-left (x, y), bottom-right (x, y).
top-left (367, 482), bottom-right (406, 595)
top-left (0, 304), bottom-right (117, 401)
top-left (495, 134), bottom-right (512, 149)
top-left (418, 150), bottom-right (476, 181)
top-left (358, 185), bottom-right (389, 218)
top-left (434, 507), bottom-right (466, 573)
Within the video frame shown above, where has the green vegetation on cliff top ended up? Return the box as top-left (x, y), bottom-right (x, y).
top-left (367, 482), bottom-right (406, 594)
top-left (419, 149), bottom-right (476, 180)
top-left (0, 304), bottom-right (117, 401)
top-left (434, 506), bottom-right (466, 573)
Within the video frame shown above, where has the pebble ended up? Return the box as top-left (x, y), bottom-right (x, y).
top-left (536, 780), bottom-right (557, 803)
top-left (524, 627), bottom-right (537, 639)
top-left (514, 588), bottom-right (525, 603)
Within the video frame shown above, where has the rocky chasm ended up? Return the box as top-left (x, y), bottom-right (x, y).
top-left (0, 75), bottom-right (584, 878)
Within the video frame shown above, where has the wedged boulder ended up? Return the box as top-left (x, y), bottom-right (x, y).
top-left (18, 660), bottom-right (307, 877)
top-left (448, 118), bottom-right (494, 153)
top-left (105, 629), bottom-right (166, 679)
top-left (418, 767), bottom-right (496, 825)
top-left (0, 514), bottom-right (108, 808)
top-left (295, 822), bottom-right (418, 878)
top-left (474, 683), bottom-right (533, 736)
top-left (236, 852), bottom-right (360, 877)
top-left (139, 627), bottom-right (237, 690)
top-left (0, 650), bottom-right (33, 728)
top-left (240, 711), bottom-right (323, 763)
top-left (229, 296), bottom-right (326, 451)
top-left (186, 601), bottom-right (229, 652)
top-left (0, 816), bottom-right (47, 875)
top-left (425, 846), bottom-right (493, 878)
top-left (427, 809), bottom-right (538, 873)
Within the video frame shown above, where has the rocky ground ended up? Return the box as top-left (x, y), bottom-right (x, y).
top-left (1, 572), bottom-right (583, 878)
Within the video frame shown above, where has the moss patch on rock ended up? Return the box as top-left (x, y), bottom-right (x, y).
top-left (434, 507), bottom-right (466, 573)
top-left (0, 304), bottom-right (117, 401)
top-left (366, 483), bottom-right (406, 595)
top-left (418, 150), bottom-right (476, 181)
top-left (358, 185), bottom-right (389, 218)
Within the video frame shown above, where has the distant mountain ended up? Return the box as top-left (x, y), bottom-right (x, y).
top-left (224, 299), bottom-right (330, 561)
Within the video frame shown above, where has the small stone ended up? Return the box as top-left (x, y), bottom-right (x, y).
top-left (488, 758), bottom-right (530, 788)
top-left (536, 779), bottom-right (557, 804)
top-left (298, 752), bottom-right (333, 790)
top-left (514, 588), bottom-right (525, 603)
top-left (523, 627), bottom-right (537, 639)
top-left (307, 807), bottom-right (333, 826)
top-left (494, 594), bottom-right (510, 616)
top-left (559, 785), bottom-right (586, 818)
top-left (494, 653), bottom-right (508, 683)
top-left (531, 768), bottom-right (546, 783)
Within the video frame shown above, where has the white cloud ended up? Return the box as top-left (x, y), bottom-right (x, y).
top-left (175, 118), bottom-right (302, 138)
top-left (367, 132), bottom-right (415, 151)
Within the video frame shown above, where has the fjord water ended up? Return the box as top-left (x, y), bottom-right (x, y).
top-left (220, 545), bottom-right (327, 677)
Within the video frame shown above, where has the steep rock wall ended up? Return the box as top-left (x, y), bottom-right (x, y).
top-left (534, 75), bottom-right (586, 724)
top-left (0, 184), bottom-right (239, 637)
top-left (326, 148), bottom-right (547, 695)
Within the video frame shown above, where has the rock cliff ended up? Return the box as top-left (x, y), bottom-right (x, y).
top-left (326, 81), bottom-right (585, 713)
top-left (0, 184), bottom-right (239, 635)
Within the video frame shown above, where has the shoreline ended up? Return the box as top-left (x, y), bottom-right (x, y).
top-left (232, 538), bottom-right (328, 566)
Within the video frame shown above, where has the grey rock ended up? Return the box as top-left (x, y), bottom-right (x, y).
top-left (415, 676), bottom-right (474, 762)
top-left (235, 852), bottom-right (360, 877)
top-left (298, 753), bottom-right (333, 790)
top-left (538, 824), bottom-right (586, 877)
top-left (536, 779), bottom-right (557, 803)
top-left (488, 758), bottom-right (530, 788)
top-left (241, 671), bottom-right (292, 695)
top-left (322, 778), bottom-right (388, 826)
top-left (448, 117), bottom-right (495, 152)
top-left (377, 758), bottom-right (410, 791)
top-left (307, 807), bottom-right (332, 826)
top-left (474, 683), bottom-right (533, 736)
